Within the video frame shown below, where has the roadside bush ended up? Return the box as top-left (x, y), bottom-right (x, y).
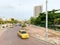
top-left (22, 23), bottom-right (26, 28)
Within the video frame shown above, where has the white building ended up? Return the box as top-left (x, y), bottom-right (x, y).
top-left (34, 5), bottom-right (43, 17)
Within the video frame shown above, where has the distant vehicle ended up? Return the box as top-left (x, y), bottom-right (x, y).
top-left (17, 30), bottom-right (29, 39)
top-left (19, 24), bottom-right (22, 26)
top-left (16, 23), bottom-right (22, 26)
top-left (2, 25), bottom-right (6, 28)
top-left (5, 24), bottom-right (8, 27)
top-left (8, 24), bottom-right (13, 28)
top-left (2, 26), bottom-right (5, 28)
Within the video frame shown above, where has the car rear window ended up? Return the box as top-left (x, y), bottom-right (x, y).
top-left (21, 31), bottom-right (26, 34)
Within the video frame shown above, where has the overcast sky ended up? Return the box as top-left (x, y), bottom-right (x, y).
top-left (0, 0), bottom-right (60, 20)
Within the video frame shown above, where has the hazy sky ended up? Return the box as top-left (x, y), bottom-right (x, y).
top-left (0, 0), bottom-right (60, 20)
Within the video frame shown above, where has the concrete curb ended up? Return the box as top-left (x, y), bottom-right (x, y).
top-left (30, 34), bottom-right (57, 45)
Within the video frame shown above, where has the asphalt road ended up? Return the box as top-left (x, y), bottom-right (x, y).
top-left (0, 26), bottom-right (53, 45)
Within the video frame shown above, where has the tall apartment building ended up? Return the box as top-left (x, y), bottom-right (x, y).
top-left (34, 5), bottom-right (43, 17)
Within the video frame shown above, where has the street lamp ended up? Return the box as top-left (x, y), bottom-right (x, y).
top-left (46, 0), bottom-right (48, 39)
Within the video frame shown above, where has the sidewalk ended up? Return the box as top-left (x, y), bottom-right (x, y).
top-left (25, 25), bottom-right (60, 45)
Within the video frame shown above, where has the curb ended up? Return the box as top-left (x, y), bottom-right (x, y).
top-left (30, 34), bottom-right (57, 45)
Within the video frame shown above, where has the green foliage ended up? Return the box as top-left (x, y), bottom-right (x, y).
top-left (34, 16), bottom-right (41, 25)
top-left (22, 23), bottom-right (26, 28)
top-left (30, 9), bottom-right (60, 30)
top-left (30, 17), bottom-right (36, 24)
top-left (10, 20), bottom-right (18, 24)
top-left (0, 18), bottom-right (19, 24)
top-left (54, 18), bottom-right (60, 25)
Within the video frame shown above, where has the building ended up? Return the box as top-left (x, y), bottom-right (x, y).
top-left (34, 5), bottom-right (43, 17)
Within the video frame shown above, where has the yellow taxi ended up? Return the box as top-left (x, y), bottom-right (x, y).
top-left (17, 30), bottom-right (29, 39)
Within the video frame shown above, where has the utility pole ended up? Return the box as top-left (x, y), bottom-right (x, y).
top-left (46, 0), bottom-right (48, 39)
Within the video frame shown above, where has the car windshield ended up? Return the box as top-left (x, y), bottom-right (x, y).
top-left (21, 31), bottom-right (26, 34)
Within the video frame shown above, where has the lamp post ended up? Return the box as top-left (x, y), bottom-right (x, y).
top-left (46, 0), bottom-right (48, 39)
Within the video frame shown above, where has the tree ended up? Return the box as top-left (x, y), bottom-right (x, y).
top-left (54, 18), bottom-right (60, 25)
top-left (0, 18), bottom-right (5, 24)
top-left (30, 9), bottom-right (60, 30)
top-left (9, 18), bottom-right (18, 24)
top-left (30, 17), bottom-right (36, 24)
top-left (34, 13), bottom-right (45, 26)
